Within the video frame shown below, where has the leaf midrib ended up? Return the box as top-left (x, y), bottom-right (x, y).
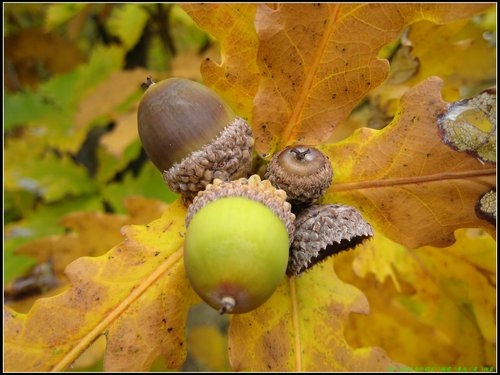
top-left (50, 247), bottom-right (184, 372)
top-left (279, 3), bottom-right (342, 150)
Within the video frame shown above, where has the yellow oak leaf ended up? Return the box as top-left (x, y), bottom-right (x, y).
top-left (181, 4), bottom-right (260, 122)
top-left (336, 228), bottom-right (496, 367)
top-left (103, 259), bottom-right (198, 371)
top-left (228, 258), bottom-right (400, 371)
top-left (321, 77), bottom-right (495, 248)
top-left (4, 199), bottom-right (199, 372)
top-left (15, 196), bottom-right (167, 276)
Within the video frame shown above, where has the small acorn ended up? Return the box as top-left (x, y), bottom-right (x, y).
top-left (265, 145), bottom-right (333, 206)
top-left (184, 175), bottom-right (295, 314)
top-left (287, 204), bottom-right (373, 276)
top-left (137, 77), bottom-right (254, 202)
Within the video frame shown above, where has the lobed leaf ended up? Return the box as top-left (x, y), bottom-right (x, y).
top-left (368, 11), bottom-right (496, 127)
top-left (321, 77), bottom-right (496, 248)
top-left (339, 228), bottom-right (496, 367)
top-left (252, 3), bottom-right (492, 156)
top-left (181, 4), bottom-right (260, 121)
top-left (184, 3), bottom-right (490, 157)
top-left (4, 199), bottom-right (198, 372)
top-left (228, 258), bottom-right (399, 371)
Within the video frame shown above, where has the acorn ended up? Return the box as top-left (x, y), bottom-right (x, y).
top-left (184, 175), bottom-right (295, 314)
top-left (287, 204), bottom-right (373, 276)
top-left (137, 77), bottom-right (254, 202)
top-left (265, 145), bottom-right (333, 206)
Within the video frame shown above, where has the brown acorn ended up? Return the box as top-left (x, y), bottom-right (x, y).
top-left (287, 204), bottom-right (373, 276)
top-left (137, 77), bottom-right (254, 202)
top-left (265, 145), bottom-right (333, 206)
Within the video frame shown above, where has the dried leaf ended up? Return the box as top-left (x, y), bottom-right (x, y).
top-left (322, 77), bottom-right (496, 248)
top-left (103, 259), bottom-right (198, 371)
top-left (228, 258), bottom-right (399, 371)
top-left (4, 199), bottom-right (198, 372)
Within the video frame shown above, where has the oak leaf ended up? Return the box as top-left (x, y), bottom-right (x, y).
top-left (228, 258), bottom-right (399, 371)
top-left (337, 228), bottom-right (496, 367)
top-left (405, 16), bottom-right (496, 100)
top-left (181, 3), bottom-right (260, 121)
top-left (15, 196), bottom-right (167, 277)
top-left (321, 77), bottom-right (495, 248)
top-left (4, 196), bottom-right (102, 283)
top-left (217, 3), bottom-right (491, 156)
top-left (4, 199), bottom-right (199, 372)
top-left (4, 139), bottom-right (98, 203)
top-left (4, 3), bottom-right (496, 372)
top-left (74, 68), bottom-right (148, 131)
top-left (368, 12), bottom-right (496, 127)
top-left (106, 4), bottom-right (149, 50)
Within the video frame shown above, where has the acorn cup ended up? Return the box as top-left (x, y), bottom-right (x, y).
top-left (265, 145), bottom-right (333, 206)
top-left (137, 77), bottom-right (254, 203)
top-left (287, 204), bottom-right (374, 276)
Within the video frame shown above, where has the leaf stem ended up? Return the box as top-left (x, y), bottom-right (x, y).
top-left (288, 277), bottom-right (302, 372)
top-left (50, 247), bottom-right (184, 372)
top-left (328, 168), bottom-right (496, 192)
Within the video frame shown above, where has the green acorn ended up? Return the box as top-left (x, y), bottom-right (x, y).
top-left (184, 175), bottom-right (295, 314)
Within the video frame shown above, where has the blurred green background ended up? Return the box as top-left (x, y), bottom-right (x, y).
top-left (4, 4), bottom-right (230, 371)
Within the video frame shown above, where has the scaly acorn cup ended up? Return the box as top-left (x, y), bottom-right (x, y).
top-left (184, 175), bottom-right (295, 314)
top-left (287, 204), bottom-right (373, 276)
top-left (265, 145), bottom-right (333, 206)
top-left (137, 77), bottom-right (254, 203)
